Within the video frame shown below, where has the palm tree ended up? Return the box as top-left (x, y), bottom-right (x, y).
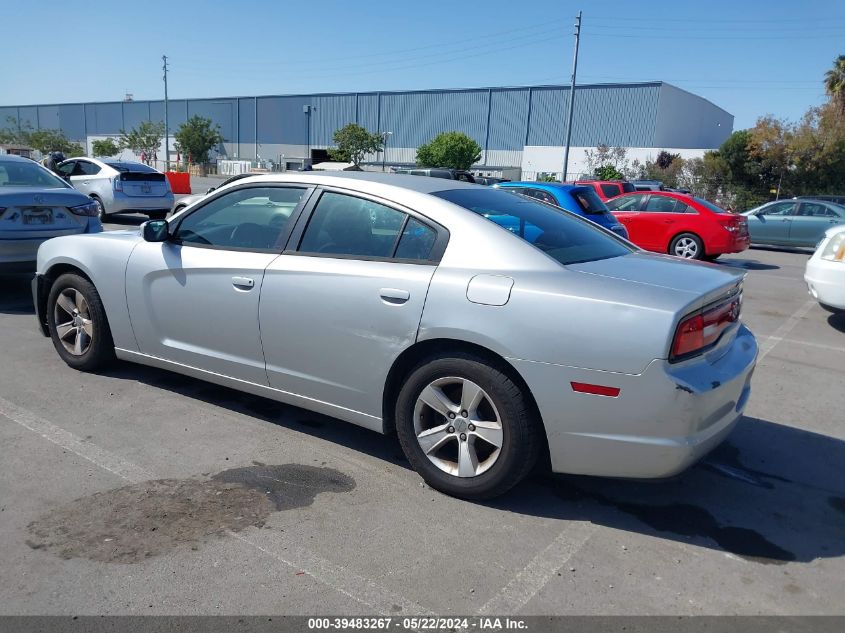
top-left (825, 54), bottom-right (845, 114)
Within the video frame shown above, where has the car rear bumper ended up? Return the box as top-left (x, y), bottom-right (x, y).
top-left (512, 323), bottom-right (757, 478)
top-left (805, 259), bottom-right (845, 309)
top-left (710, 234), bottom-right (750, 255)
top-left (108, 193), bottom-right (174, 214)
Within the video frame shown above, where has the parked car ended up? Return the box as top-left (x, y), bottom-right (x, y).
top-left (606, 191), bottom-right (749, 260)
top-left (632, 180), bottom-right (664, 191)
top-left (57, 158), bottom-right (173, 221)
top-left (0, 154), bottom-right (101, 273)
top-left (797, 195), bottom-right (845, 206)
top-left (805, 225), bottom-right (845, 313)
top-left (574, 179), bottom-right (635, 201)
top-left (741, 199), bottom-right (845, 248)
top-left (494, 181), bottom-right (629, 238)
top-left (172, 173), bottom-right (254, 214)
top-left (393, 168), bottom-right (476, 182)
top-left (34, 172), bottom-right (756, 499)
top-left (473, 176), bottom-right (510, 186)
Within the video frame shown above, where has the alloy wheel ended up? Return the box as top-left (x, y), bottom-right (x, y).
top-left (413, 377), bottom-right (503, 477)
top-left (673, 237), bottom-right (699, 258)
top-left (53, 288), bottom-right (93, 356)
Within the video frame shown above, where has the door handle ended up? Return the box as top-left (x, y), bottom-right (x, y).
top-left (232, 276), bottom-right (255, 289)
top-left (379, 288), bottom-right (410, 305)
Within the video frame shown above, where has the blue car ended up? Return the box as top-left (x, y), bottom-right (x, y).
top-left (494, 182), bottom-right (629, 239)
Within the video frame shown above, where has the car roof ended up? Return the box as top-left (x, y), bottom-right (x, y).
top-left (0, 154), bottom-right (34, 163)
top-left (230, 171), bottom-right (481, 194)
top-left (498, 181), bottom-right (580, 192)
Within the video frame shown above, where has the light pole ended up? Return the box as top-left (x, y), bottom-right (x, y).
top-left (562, 11), bottom-right (582, 181)
top-left (303, 105), bottom-right (316, 168)
top-left (381, 131), bottom-right (392, 172)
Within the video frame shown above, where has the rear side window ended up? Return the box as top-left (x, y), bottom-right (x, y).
top-left (572, 189), bottom-right (610, 215)
top-left (606, 195), bottom-right (644, 211)
top-left (395, 217), bottom-right (437, 260)
top-left (693, 197), bottom-right (731, 214)
top-left (433, 188), bottom-right (632, 266)
top-left (523, 189), bottom-right (558, 205)
top-left (600, 184), bottom-right (621, 198)
top-left (643, 196), bottom-right (678, 213)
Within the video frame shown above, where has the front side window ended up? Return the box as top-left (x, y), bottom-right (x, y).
top-left (173, 186), bottom-right (307, 250)
top-left (762, 202), bottom-right (797, 216)
top-left (606, 194), bottom-right (644, 211)
top-left (298, 192), bottom-right (407, 258)
top-left (433, 188), bottom-right (632, 266)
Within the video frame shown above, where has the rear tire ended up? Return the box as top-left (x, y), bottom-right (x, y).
top-left (46, 273), bottom-right (115, 371)
top-left (669, 233), bottom-right (704, 260)
top-left (395, 353), bottom-right (541, 500)
top-left (90, 196), bottom-right (106, 222)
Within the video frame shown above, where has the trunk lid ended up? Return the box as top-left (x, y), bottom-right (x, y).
top-left (0, 187), bottom-right (91, 238)
top-left (117, 171), bottom-right (169, 197)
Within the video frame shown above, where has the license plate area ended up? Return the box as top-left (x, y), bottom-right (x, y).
top-left (22, 208), bottom-right (54, 225)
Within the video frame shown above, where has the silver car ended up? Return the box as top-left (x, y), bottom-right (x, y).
top-left (0, 154), bottom-right (101, 272)
top-left (57, 157), bottom-right (174, 221)
top-left (33, 173), bottom-right (757, 499)
top-left (171, 173), bottom-right (255, 214)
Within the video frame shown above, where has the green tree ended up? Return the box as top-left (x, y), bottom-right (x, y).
top-left (416, 131), bottom-right (481, 170)
top-left (92, 138), bottom-right (120, 157)
top-left (118, 121), bottom-right (165, 162)
top-left (26, 129), bottom-right (83, 156)
top-left (824, 54), bottom-right (845, 115)
top-left (174, 115), bottom-right (224, 165)
top-left (594, 164), bottom-right (624, 180)
top-left (328, 123), bottom-right (383, 166)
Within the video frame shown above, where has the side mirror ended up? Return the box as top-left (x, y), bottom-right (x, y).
top-left (142, 220), bottom-right (169, 242)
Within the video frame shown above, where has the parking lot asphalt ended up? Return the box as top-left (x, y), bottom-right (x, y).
top-left (0, 244), bottom-right (843, 616)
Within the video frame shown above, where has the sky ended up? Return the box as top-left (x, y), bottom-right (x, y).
top-left (3, 0), bottom-right (844, 130)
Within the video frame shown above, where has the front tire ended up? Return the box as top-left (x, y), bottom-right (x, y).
top-left (395, 353), bottom-right (541, 500)
top-left (90, 196), bottom-right (106, 222)
top-left (46, 273), bottom-right (115, 371)
top-left (670, 233), bottom-right (704, 260)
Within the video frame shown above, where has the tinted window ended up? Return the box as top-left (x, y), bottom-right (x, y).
top-left (103, 161), bottom-right (157, 173)
top-left (621, 182), bottom-right (636, 193)
top-left (523, 189), bottom-right (557, 205)
top-left (600, 184), bottom-right (621, 198)
top-left (395, 217), bottom-right (437, 260)
top-left (674, 202), bottom-right (691, 214)
top-left (606, 195), bottom-right (644, 211)
top-left (432, 188), bottom-right (632, 266)
top-left (693, 197), bottom-right (731, 214)
top-left (57, 161), bottom-right (76, 177)
top-left (174, 186), bottom-right (307, 250)
top-left (572, 189), bottom-right (610, 215)
top-left (78, 161), bottom-right (101, 176)
top-left (299, 192), bottom-right (406, 258)
top-left (799, 202), bottom-right (836, 217)
top-left (643, 196), bottom-right (678, 213)
top-left (0, 160), bottom-right (70, 188)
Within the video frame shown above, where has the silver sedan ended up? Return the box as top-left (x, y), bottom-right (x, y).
top-left (33, 173), bottom-right (757, 499)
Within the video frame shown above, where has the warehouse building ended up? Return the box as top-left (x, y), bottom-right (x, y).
top-left (0, 81), bottom-right (732, 180)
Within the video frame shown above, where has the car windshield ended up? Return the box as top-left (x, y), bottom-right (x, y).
top-left (433, 188), bottom-right (632, 265)
top-left (693, 197), bottom-right (731, 214)
top-left (0, 160), bottom-right (69, 188)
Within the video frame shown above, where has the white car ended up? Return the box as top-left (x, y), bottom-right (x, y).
top-left (57, 158), bottom-right (173, 221)
top-left (805, 225), bottom-right (845, 313)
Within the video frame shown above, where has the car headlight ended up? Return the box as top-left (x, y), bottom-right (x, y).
top-left (69, 200), bottom-right (100, 217)
top-left (820, 232), bottom-right (845, 262)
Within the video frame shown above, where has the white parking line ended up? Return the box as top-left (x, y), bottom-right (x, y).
top-left (0, 395), bottom-right (431, 616)
top-left (757, 300), bottom-right (816, 362)
top-left (776, 337), bottom-right (845, 355)
top-left (476, 523), bottom-right (595, 615)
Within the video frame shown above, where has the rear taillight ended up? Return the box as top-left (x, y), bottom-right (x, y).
top-left (113, 175), bottom-right (123, 192)
top-left (69, 200), bottom-right (99, 217)
top-left (671, 295), bottom-right (742, 361)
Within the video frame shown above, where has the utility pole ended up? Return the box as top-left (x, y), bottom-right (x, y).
top-left (162, 55), bottom-right (170, 171)
top-left (562, 11), bottom-right (581, 182)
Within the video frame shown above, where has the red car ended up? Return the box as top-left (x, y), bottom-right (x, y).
top-left (575, 179), bottom-right (636, 201)
top-left (605, 191), bottom-right (749, 260)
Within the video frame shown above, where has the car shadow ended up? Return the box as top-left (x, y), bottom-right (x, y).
top-left (102, 213), bottom-right (148, 227)
top-left (716, 258), bottom-right (780, 271)
top-left (98, 361), bottom-right (845, 566)
top-left (827, 311), bottom-right (845, 333)
top-left (0, 273), bottom-right (34, 314)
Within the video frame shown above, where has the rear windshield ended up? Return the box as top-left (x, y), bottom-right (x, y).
top-left (0, 160), bottom-right (69, 188)
top-left (600, 183), bottom-right (621, 198)
top-left (433, 188), bottom-right (632, 266)
top-left (693, 197), bottom-right (731, 214)
top-left (571, 188), bottom-right (611, 215)
top-left (621, 182), bottom-right (636, 193)
top-left (103, 161), bottom-right (158, 173)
